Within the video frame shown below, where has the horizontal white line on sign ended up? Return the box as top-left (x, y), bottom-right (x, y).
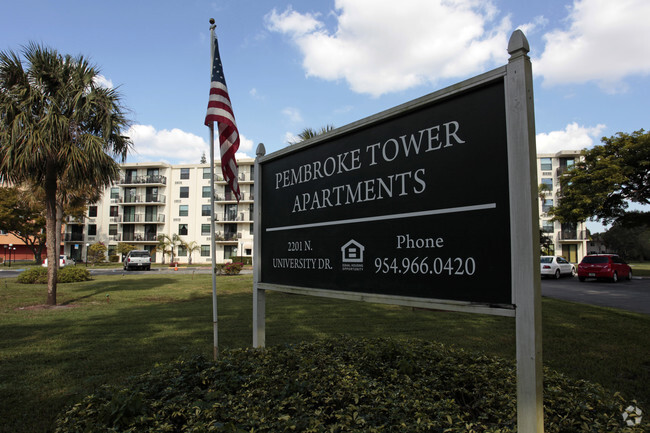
top-left (266, 203), bottom-right (497, 232)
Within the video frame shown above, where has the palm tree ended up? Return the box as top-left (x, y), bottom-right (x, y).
top-left (156, 234), bottom-right (172, 265)
top-left (0, 43), bottom-right (131, 305)
top-left (288, 125), bottom-right (335, 145)
top-left (183, 240), bottom-right (201, 265)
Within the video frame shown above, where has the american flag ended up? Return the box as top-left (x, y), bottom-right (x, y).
top-left (205, 35), bottom-right (241, 201)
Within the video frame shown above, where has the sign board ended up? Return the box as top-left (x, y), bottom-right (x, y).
top-left (254, 31), bottom-right (543, 432)
top-left (260, 79), bottom-right (512, 307)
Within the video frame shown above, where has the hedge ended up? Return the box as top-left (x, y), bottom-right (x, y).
top-left (17, 267), bottom-right (92, 284)
top-left (55, 337), bottom-right (643, 432)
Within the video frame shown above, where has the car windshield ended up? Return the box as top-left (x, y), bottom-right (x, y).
top-left (540, 257), bottom-right (553, 263)
top-left (581, 256), bottom-right (609, 264)
top-left (131, 252), bottom-right (149, 257)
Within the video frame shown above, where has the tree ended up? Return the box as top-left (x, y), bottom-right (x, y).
top-left (157, 234), bottom-right (181, 264)
top-left (0, 43), bottom-right (132, 305)
top-left (116, 243), bottom-right (137, 259)
top-left (87, 242), bottom-right (107, 266)
top-left (0, 186), bottom-right (47, 263)
top-left (200, 152), bottom-right (207, 164)
top-left (601, 211), bottom-right (650, 261)
top-left (182, 240), bottom-right (201, 265)
top-left (550, 129), bottom-right (649, 224)
top-left (288, 125), bottom-right (335, 145)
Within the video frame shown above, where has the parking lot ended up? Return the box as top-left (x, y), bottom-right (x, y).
top-left (541, 275), bottom-right (650, 315)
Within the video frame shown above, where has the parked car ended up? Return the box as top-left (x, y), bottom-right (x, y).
top-left (577, 254), bottom-right (632, 283)
top-left (123, 250), bottom-right (151, 271)
top-left (540, 255), bottom-right (575, 279)
top-left (42, 255), bottom-right (70, 268)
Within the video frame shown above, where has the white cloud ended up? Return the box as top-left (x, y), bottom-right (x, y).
top-left (535, 0), bottom-right (650, 92)
top-left (284, 131), bottom-right (300, 145)
top-left (266, 0), bottom-right (511, 97)
top-left (282, 107), bottom-right (303, 123)
top-left (126, 125), bottom-right (253, 164)
top-left (536, 122), bottom-right (605, 154)
top-left (94, 74), bottom-right (113, 89)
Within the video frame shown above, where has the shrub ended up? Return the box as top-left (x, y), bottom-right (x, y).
top-left (109, 255), bottom-right (119, 263)
top-left (17, 267), bottom-right (48, 284)
top-left (17, 267), bottom-right (91, 284)
top-left (216, 262), bottom-right (243, 275)
top-left (57, 267), bottom-right (91, 283)
top-left (55, 337), bottom-right (644, 432)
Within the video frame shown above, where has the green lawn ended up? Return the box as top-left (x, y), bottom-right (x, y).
top-left (0, 273), bottom-right (648, 433)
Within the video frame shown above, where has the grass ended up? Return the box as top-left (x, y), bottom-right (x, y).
top-left (629, 261), bottom-right (650, 276)
top-left (0, 273), bottom-right (648, 433)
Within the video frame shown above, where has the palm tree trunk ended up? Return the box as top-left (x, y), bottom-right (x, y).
top-left (45, 162), bottom-right (58, 305)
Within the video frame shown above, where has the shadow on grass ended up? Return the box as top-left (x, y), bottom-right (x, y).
top-left (59, 277), bottom-right (180, 305)
top-left (1, 285), bottom-right (648, 433)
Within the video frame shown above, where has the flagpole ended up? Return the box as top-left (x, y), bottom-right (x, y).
top-left (208, 18), bottom-right (219, 360)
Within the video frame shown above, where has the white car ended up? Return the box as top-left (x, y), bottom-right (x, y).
top-left (42, 255), bottom-right (70, 268)
top-left (540, 255), bottom-right (575, 279)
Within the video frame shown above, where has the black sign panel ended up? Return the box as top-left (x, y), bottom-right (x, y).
top-left (260, 79), bottom-right (511, 305)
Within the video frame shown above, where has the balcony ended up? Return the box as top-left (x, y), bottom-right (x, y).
top-left (116, 194), bottom-right (166, 205)
top-left (119, 214), bottom-right (165, 224)
top-left (215, 232), bottom-right (241, 242)
top-left (118, 174), bottom-right (167, 185)
top-left (64, 233), bottom-right (85, 242)
top-left (557, 230), bottom-right (587, 241)
top-left (121, 232), bottom-right (159, 242)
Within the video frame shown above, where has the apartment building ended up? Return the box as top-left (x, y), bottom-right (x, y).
top-left (63, 158), bottom-right (255, 265)
top-left (537, 150), bottom-right (588, 263)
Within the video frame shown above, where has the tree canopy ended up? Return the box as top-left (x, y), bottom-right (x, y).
top-left (288, 125), bottom-right (335, 145)
top-left (550, 129), bottom-right (649, 224)
top-left (0, 186), bottom-right (46, 263)
top-left (0, 42), bottom-right (132, 304)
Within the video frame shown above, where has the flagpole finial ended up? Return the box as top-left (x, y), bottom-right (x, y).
top-left (209, 18), bottom-right (216, 30)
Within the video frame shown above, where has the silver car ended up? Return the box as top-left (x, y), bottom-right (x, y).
top-left (540, 255), bottom-right (575, 279)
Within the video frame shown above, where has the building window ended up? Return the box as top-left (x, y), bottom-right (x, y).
top-left (180, 168), bottom-right (190, 179)
top-left (109, 224), bottom-right (117, 236)
top-left (201, 245), bottom-right (210, 256)
top-left (542, 221), bottom-right (554, 233)
top-left (110, 187), bottom-right (119, 199)
top-left (542, 199), bottom-right (553, 213)
top-left (203, 167), bottom-right (211, 179)
top-left (202, 204), bottom-right (211, 216)
top-left (110, 206), bottom-right (119, 217)
top-left (249, 223), bottom-right (254, 235)
top-left (88, 206), bottom-right (97, 217)
top-left (224, 245), bottom-right (237, 260)
top-left (201, 224), bottom-right (211, 236)
top-left (88, 224), bottom-right (97, 236)
top-left (541, 178), bottom-right (553, 190)
top-left (180, 186), bottom-right (189, 198)
top-left (179, 205), bottom-right (189, 217)
top-left (177, 245), bottom-right (187, 257)
top-left (179, 224), bottom-right (188, 236)
top-left (540, 158), bottom-right (552, 171)
top-left (202, 186), bottom-right (211, 198)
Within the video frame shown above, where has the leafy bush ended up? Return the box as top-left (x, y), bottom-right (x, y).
top-left (17, 267), bottom-right (48, 284)
top-left (17, 267), bottom-right (91, 284)
top-left (57, 267), bottom-right (91, 283)
top-left (109, 255), bottom-right (119, 263)
top-left (55, 337), bottom-right (643, 432)
top-left (216, 262), bottom-right (243, 275)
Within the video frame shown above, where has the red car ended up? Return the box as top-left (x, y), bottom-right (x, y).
top-left (577, 254), bottom-right (632, 283)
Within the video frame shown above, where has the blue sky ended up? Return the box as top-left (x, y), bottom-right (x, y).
top-left (3, 0), bottom-right (649, 232)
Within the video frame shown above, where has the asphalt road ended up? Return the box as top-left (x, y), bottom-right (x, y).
top-left (541, 275), bottom-right (650, 315)
top-left (2, 266), bottom-right (647, 315)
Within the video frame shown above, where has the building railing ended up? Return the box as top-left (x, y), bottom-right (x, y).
top-left (556, 230), bottom-right (587, 241)
top-left (64, 233), bottom-right (85, 242)
top-left (118, 174), bottom-right (167, 185)
top-left (117, 194), bottom-right (166, 204)
top-left (121, 232), bottom-right (159, 242)
top-left (215, 232), bottom-right (241, 241)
